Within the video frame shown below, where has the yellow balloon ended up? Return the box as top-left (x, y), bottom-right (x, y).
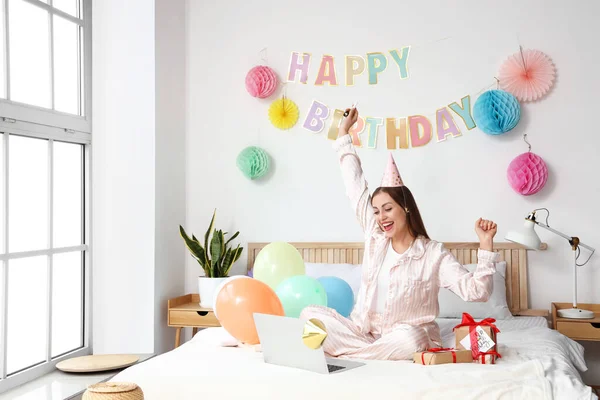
top-left (253, 242), bottom-right (305, 290)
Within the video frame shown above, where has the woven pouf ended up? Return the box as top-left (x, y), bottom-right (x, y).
top-left (83, 382), bottom-right (144, 400)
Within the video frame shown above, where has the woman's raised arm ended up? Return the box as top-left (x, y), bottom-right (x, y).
top-left (332, 108), bottom-right (377, 236)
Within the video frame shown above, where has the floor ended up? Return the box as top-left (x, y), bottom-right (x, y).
top-left (0, 354), bottom-right (155, 400)
top-left (0, 371), bottom-right (115, 400)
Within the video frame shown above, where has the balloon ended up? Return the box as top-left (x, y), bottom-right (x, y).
top-left (317, 276), bottom-right (354, 318)
top-left (275, 275), bottom-right (327, 318)
top-left (253, 242), bottom-right (306, 290)
top-left (212, 275), bottom-right (251, 320)
top-left (215, 278), bottom-right (284, 345)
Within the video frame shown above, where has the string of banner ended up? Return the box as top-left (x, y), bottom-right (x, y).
top-left (246, 42), bottom-right (555, 153)
top-left (286, 47), bottom-right (494, 150)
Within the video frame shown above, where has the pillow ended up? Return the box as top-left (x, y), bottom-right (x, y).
top-left (304, 262), bottom-right (362, 302)
top-left (437, 261), bottom-right (514, 320)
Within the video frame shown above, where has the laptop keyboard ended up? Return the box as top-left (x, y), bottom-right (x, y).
top-left (327, 364), bottom-right (346, 373)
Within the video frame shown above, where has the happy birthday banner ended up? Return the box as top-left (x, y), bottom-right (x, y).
top-left (285, 49), bottom-right (481, 149)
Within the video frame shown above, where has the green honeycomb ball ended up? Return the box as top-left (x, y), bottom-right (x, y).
top-left (236, 146), bottom-right (270, 180)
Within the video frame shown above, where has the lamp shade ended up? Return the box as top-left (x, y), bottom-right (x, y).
top-left (505, 219), bottom-right (542, 250)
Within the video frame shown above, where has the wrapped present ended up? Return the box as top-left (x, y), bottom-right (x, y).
top-left (414, 347), bottom-right (473, 365)
top-left (453, 312), bottom-right (502, 364)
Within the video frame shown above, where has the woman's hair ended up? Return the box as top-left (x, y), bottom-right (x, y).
top-left (372, 186), bottom-right (430, 239)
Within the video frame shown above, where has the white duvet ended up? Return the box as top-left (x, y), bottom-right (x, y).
top-left (111, 317), bottom-right (597, 400)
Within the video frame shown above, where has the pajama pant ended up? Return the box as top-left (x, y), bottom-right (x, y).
top-left (300, 305), bottom-right (431, 361)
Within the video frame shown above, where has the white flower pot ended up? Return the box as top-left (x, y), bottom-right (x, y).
top-left (198, 277), bottom-right (228, 309)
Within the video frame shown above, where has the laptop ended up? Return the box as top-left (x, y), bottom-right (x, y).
top-left (253, 312), bottom-right (365, 374)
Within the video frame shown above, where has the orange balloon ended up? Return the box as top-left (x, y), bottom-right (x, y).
top-left (215, 278), bottom-right (284, 345)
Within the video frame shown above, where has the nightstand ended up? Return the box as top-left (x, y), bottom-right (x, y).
top-left (167, 294), bottom-right (221, 348)
top-left (552, 302), bottom-right (600, 341)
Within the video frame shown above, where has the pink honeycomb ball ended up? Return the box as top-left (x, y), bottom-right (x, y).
top-left (245, 66), bottom-right (278, 98)
top-left (507, 152), bottom-right (548, 196)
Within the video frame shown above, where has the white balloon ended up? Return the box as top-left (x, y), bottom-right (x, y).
top-left (213, 275), bottom-right (251, 320)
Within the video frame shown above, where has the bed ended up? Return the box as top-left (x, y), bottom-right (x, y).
top-left (110, 241), bottom-right (598, 400)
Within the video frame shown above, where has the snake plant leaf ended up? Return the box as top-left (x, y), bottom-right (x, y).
top-left (223, 244), bottom-right (243, 276)
top-left (230, 245), bottom-right (243, 274)
top-left (210, 229), bottom-right (224, 274)
top-left (191, 234), bottom-right (209, 268)
top-left (222, 247), bottom-right (235, 275)
top-left (211, 257), bottom-right (219, 278)
top-left (204, 209), bottom-right (216, 258)
top-left (219, 230), bottom-right (227, 276)
top-left (233, 245), bottom-right (243, 263)
top-left (225, 231), bottom-right (240, 246)
top-left (220, 230), bottom-right (228, 276)
top-left (219, 230), bottom-right (225, 255)
top-left (179, 225), bottom-right (208, 268)
top-left (212, 231), bottom-right (225, 277)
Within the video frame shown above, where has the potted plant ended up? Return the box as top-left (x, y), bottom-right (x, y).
top-left (179, 209), bottom-right (243, 308)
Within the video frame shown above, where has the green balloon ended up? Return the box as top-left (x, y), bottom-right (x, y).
top-left (253, 242), bottom-right (306, 290)
top-left (276, 275), bottom-right (327, 318)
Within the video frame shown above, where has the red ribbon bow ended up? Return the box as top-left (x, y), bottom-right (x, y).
top-left (452, 313), bottom-right (501, 333)
top-left (420, 347), bottom-right (457, 365)
top-left (453, 312), bottom-right (501, 360)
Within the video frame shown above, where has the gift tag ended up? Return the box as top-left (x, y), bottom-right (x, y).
top-left (475, 326), bottom-right (495, 352)
top-left (459, 326), bottom-right (495, 353)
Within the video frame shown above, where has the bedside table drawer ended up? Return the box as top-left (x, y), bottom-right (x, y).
top-left (557, 321), bottom-right (600, 340)
top-left (169, 310), bottom-right (220, 327)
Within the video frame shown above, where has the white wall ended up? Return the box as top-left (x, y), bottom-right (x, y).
top-left (92, 0), bottom-right (187, 355)
top-left (185, 0), bottom-right (600, 382)
top-left (154, 0), bottom-right (187, 354)
top-left (92, 0), bottom-right (156, 354)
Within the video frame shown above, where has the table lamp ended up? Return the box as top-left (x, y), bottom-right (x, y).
top-left (505, 208), bottom-right (596, 319)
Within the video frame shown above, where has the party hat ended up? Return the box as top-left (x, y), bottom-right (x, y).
top-left (302, 318), bottom-right (327, 349)
top-left (381, 153), bottom-right (404, 187)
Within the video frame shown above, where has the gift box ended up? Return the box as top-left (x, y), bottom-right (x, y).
top-left (414, 348), bottom-right (473, 365)
top-left (453, 313), bottom-right (502, 364)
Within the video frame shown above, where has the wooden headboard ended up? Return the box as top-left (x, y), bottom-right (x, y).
top-left (247, 241), bottom-right (549, 317)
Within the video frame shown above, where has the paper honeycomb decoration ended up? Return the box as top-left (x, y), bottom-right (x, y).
top-left (245, 66), bottom-right (278, 99)
top-left (507, 152), bottom-right (548, 196)
top-left (473, 90), bottom-right (521, 135)
top-left (236, 146), bottom-right (270, 180)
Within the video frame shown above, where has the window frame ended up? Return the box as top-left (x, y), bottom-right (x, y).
top-left (0, 0), bottom-right (92, 393)
top-left (0, 0), bottom-right (92, 135)
top-left (0, 126), bottom-right (91, 393)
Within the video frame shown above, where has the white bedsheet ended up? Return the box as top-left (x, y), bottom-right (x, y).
top-left (111, 317), bottom-right (597, 400)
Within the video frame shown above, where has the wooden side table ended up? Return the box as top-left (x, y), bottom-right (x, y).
top-left (552, 302), bottom-right (600, 341)
top-left (168, 294), bottom-right (221, 348)
top-left (552, 303), bottom-right (600, 395)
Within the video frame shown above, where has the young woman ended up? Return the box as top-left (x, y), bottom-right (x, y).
top-left (300, 106), bottom-right (500, 361)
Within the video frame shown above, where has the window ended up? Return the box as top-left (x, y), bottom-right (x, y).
top-left (0, 0), bottom-right (91, 392)
top-left (1, 0), bottom-right (91, 134)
